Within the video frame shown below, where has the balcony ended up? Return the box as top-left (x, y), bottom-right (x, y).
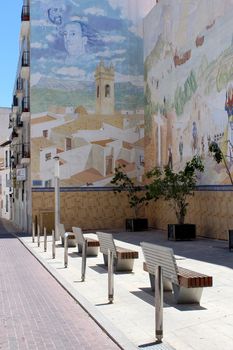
top-left (16, 77), bottom-right (24, 97)
top-left (22, 96), bottom-right (30, 113)
top-left (21, 51), bottom-right (30, 79)
top-left (12, 95), bottom-right (19, 113)
top-left (11, 128), bottom-right (19, 141)
top-left (16, 114), bottom-right (23, 128)
top-left (9, 113), bottom-right (14, 129)
top-left (20, 5), bottom-right (30, 39)
top-left (20, 143), bottom-right (30, 165)
top-left (21, 5), bottom-right (30, 21)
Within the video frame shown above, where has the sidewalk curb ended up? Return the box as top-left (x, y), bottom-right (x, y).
top-left (16, 234), bottom-right (138, 350)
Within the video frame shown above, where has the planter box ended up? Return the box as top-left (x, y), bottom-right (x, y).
top-left (126, 218), bottom-right (148, 232)
top-left (168, 224), bottom-right (196, 241)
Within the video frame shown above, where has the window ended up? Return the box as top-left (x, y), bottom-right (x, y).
top-left (43, 130), bottom-right (48, 138)
top-left (45, 179), bottom-right (52, 187)
top-left (45, 153), bottom-right (51, 161)
top-left (66, 137), bottom-right (72, 151)
top-left (97, 85), bottom-right (100, 98)
top-left (105, 84), bottom-right (110, 97)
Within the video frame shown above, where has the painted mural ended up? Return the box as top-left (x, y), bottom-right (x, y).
top-left (144, 0), bottom-right (233, 185)
top-left (30, 0), bottom-right (156, 187)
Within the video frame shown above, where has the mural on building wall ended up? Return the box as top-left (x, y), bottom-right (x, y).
top-left (144, 0), bottom-right (233, 185)
top-left (30, 0), bottom-right (156, 187)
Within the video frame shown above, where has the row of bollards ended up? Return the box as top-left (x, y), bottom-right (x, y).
top-left (32, 221), bottom-right (56, 259)
top-left (31, 222), bottom-right (163, 343)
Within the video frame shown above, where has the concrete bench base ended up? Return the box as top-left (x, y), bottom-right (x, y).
top-left (78, 239), bottom-right (99, 257)
top-left (103, 254), bottom-right (135, 272)
top-left (61, 234), bottom-right (76, 247)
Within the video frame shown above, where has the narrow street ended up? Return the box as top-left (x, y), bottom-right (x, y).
top-left (0, 219), bottom-right (119, 350)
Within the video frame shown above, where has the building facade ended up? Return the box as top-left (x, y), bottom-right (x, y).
top-left (143, 0), bottom-right (233, 239)
top-left (9, 0), bottom-right (233, 239)
top-left (9, 0), bottom-right (157, 233)
top-left (0, 108), bottom-right (12, 220)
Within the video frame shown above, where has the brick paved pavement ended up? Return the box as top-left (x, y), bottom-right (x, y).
top-left (0, 219), bottom-right (120, 350)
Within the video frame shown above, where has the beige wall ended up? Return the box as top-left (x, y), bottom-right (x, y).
top-left (33, 190), bottom-right (231, 241)
top-left (146, 191), bottom-right (232, 241)
top-left (32, 190), bottom-right (145, 232)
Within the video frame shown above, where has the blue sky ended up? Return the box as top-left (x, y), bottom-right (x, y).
top-left (0, 1), bottom-right (22, 107)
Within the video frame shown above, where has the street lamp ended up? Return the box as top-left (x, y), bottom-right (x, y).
top-left (54, 156), bottom-right (60, 241)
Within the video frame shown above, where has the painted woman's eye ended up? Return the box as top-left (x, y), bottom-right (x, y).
top-left (71, 31), bottom-right (76, 36)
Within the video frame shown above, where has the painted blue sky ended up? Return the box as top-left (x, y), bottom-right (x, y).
top-left (0, 1), bottom-right (22, 107)
top-left (30, 0), bottom-right (156, 88)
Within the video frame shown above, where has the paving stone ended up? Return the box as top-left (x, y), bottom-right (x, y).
top-left (0, 219), bottom-right (119, 350)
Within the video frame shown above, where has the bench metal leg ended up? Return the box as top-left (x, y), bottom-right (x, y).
top-left (155, 265), bottom-right (163, 342)
top-left (173, 284), bottom-right (203, 304)
top-left (32, 222), bottom-right (35, 243)
top-left (64, 233), bottom-right (69, 268)
top-left (37, 224), bottom-right (40, 247)
top-left (81, 240), bottom-right (87, 282)
top-left (108, 249), bottom-right (114, 303)
top-left (52, 229), bottom-right (56, 259)
top-left (44, 227), bottom-right (47, 252)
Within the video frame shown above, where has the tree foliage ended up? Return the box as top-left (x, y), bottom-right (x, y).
top-left (110, 165), bottom-right (146, 218)
top-left (146, 156), bottom-right (204, 224)
top-left (209, 141), bottom-right (233, 185)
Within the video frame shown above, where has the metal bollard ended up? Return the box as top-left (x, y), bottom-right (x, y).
top-left (64, 232), bottom-right (69, 268)
top-left (37, 224), bottom-right (40, 247)
top-left (52, 229), bottom-right (55, 259)
top-left (32, 222), bottom-right (35, 243)
top-left (155, 265), bottom-right (163, 343)
top-left (81, 240), bottom-right (87, 281)
top-left (44, 227), bottom-right (47, 252)
top-left (108, 249), bottom-right (114, 303)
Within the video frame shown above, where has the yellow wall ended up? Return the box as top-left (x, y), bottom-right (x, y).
top-left (32, 190), bottom-right (145, 232)
top-left (146, 191), bottom-right (232, 240)
top-left (32, 190), bottom-right (232, 240)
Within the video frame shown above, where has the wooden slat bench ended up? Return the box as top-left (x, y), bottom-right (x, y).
top-left (58, 223), bottom-right (76, 247)
top-left (141, 242), bottom-right (213, 304)
top-left (97, 231), bottom-right (138, 272)
top-left (72, 227), bottom-right (99, 256)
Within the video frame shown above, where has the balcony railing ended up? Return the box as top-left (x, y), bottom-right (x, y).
top-left (21, 5), bottom-right (30, 21)
top-left (13, 95), bottom-right (18, 107)
top-left (22, 143), bottom-right (30, 159)
top-left (22, 51), bottom-right (30, 67)
top-left (16, 77), bottom-right (23, 91)
top-left (16, 115), bottom-right (23, 128)
top-left (11, 128), bottom-right (18, 139)
top-left (22, 96), bottom-right (30, 112)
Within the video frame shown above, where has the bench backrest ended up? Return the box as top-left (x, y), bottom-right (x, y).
top-left (141, 242), bottom-right (179, 285)
top-left (96, 232), bottom-right (117, 258)
top-left (72, 227), bottom-right (84, 245)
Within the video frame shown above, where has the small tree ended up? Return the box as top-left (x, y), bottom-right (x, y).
top-left (110, 165), bottom-right (145, 218)
top-left (209, 141), bottom-right (233, 185)
top-left (146, 155), bottom-right (204, 224)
